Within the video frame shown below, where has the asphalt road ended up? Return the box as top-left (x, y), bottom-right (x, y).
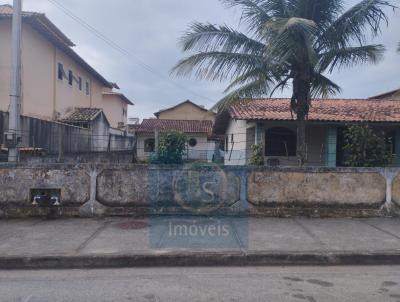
top-left (0, 266), bottom-right (399, 302)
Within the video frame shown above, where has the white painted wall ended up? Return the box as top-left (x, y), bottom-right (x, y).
top-left (224, 119), bottom-right (248, 165)
top-left (137, 133), bottom-right (215, 162)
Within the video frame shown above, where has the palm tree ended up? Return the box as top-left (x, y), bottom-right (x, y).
top-left (172, 0), bottom-right (394, 165)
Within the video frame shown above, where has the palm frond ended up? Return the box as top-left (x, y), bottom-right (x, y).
top-left (223, 67), bottom-right (268, 92)
top-left (318, 44), bottom-right (385, 72)
top-left (317, 0), bottom-right (395, 50)
top-left (220, 0), bottom-right (273, 34)
top-left (311, 74), bottom-right (341, 98)
top-left (180, 22), bottom-right (265, 55)
top-left (264, 17), bottom-right (318, 64)
top-left (285, 0), bottom-right (344, 27)
top-left (212, 76), bottom-right (273, 111)
top-left (172, 51), bottom-right (263, 82)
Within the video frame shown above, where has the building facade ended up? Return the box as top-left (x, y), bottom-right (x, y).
top-left (136, 100), bottom-right (216, 161)
top-left (0, 4), bottom-right (133, 129)
top-left (214, 98), bottom-right (400, 167)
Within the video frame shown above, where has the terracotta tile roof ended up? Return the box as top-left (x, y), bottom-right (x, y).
top-left (229, 98), bottom-right (400, 123)
top-left (62, 108), bottom-right (103, 122)
top-left (138, 119), bottom-right (213, 135)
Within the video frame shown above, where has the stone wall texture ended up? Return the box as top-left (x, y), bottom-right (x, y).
top-left (0, 167), bottom-right (90, 206)
top-left (391, 174), bottom-right (400, 206)
top-left (0, 164), bottom-right (398, 218)
top-left (248, 170), bottom-right (386, 206)
top-left (96, 166), bottom-right (150, 207)
top-left (96, 166), bottom-right (240, 210)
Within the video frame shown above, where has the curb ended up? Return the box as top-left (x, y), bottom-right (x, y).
top-left (1, 251), bottom-right (400, 269)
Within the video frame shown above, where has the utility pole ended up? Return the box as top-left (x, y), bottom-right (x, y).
top-left (7, 0), bottom-right (22, 162)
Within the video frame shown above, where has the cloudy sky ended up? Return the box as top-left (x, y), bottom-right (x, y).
top-left (4, 0), bottom-right (400, 119)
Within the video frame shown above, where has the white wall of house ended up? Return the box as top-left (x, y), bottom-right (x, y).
top-left (137, 133), bottom-right (154, 161)
top-left (223, 119), bottom-right (329, 166)
top-left (224, 119), bottom-right (249, 165)
top-left (184, 133), bottom-right (211, 161)
top-left (137, 133), bottom-right (215, 162)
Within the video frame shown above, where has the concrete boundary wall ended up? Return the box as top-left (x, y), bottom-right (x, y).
top-left (0, 164), bottom-right (399, 218)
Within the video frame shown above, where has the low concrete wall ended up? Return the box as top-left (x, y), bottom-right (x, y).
top-left (97, 166), bottom-right (241, 210)
top-left (391, 174), bottom-right (400, 207)
top-left (0, 164), bottom-right (398, 218)
top-left (248, 170), bottom-right (386, 206)
top-left (0, 166), bottom-right (90, 206)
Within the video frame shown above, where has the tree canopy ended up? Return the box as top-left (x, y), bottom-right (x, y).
top-left (172, 0), bottom-right (395, 164)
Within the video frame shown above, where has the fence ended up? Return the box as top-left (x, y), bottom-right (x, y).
top-left (0, 111), bottom-right (135, 162)
top-left (137, 134), bottom-right (333, 166)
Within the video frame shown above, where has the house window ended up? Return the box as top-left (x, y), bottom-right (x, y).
top-left (85, 81), bottom-right (90, 95)
top-left (78, 77), bottom-right (82, 90)
top-left (188, 138), bottom-right (197, 147)
top-left (57, 63), bottom-right (64, 80)
top-left (265, 127), bottom-right (296, 156)
top-left (144, 138), bottom-right (155, 153)
top-left (68, 70), bottom-right (73, 85)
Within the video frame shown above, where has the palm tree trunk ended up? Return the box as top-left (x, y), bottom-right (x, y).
top-left (292, 69), bottom-right (311, 166)
top-left (296, 108), bottom-right (307, 166)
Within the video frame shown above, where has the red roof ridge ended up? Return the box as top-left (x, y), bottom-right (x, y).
top-left (138, 119), bottom-right (213, 136)
top-left (227, 98), bottom-right (400, 123)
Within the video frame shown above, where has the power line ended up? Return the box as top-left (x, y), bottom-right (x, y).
top-left (45, 0), bottom-right (215, 103)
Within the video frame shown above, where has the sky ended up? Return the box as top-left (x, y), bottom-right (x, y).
top-left (3, 0), bottom-right (400, 119)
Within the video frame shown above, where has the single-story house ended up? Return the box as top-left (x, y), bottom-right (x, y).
top-left (135, 119), bottom-right (215, 161)
top-left (214, 98), bottom-right (400, 167)
top-left (134, 100), bottom-right (217, 162)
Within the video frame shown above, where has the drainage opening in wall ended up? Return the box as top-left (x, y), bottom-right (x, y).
top-left (31, 189), bottom-right (61, 207)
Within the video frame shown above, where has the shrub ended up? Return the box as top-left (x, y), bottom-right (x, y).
top-left (156, 130), bottom-right (187, 164)
top-left (249, 144), bottom-right (264, 166)
top-left (343, 125), bottom-right (392, 167)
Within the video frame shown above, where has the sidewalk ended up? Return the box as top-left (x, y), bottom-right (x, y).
top-left (0, 217), bottom-right (399, 269)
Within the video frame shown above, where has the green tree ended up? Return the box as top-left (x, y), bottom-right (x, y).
top-left (172, 0), bottom-right (394, 165)
top-left (156, 130), bottom-right (187, 164)
top-left (343, 125), bottom-right (392, 167)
